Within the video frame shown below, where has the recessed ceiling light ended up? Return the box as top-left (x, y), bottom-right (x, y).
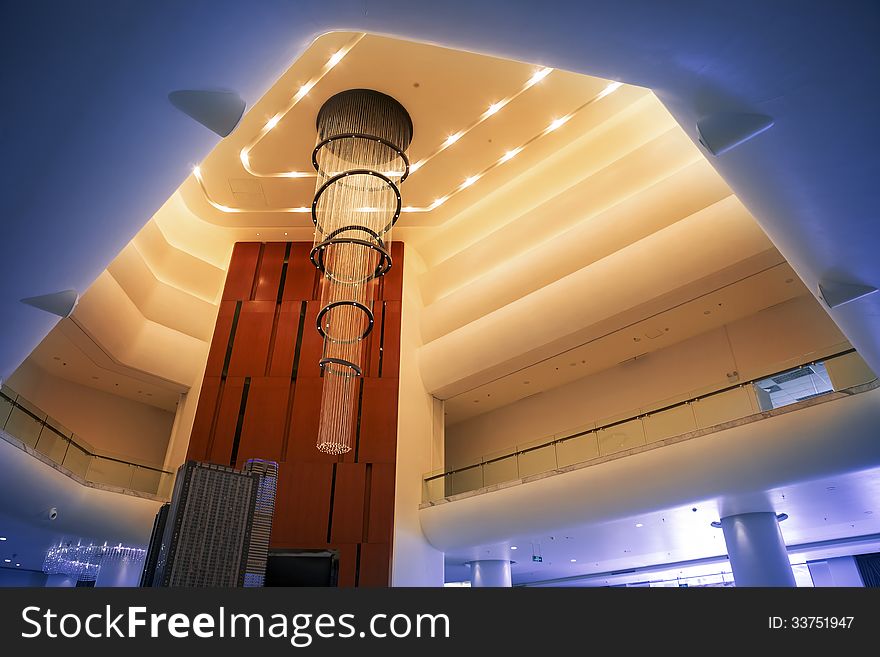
top-left (3, 559), bottom-right (10, 563)
top-left (284, 232), bottom-right (288, 236)
top-left (327, 49), bottom-right (346, 67)
top-left (596, 81), bottom-right (623, 99)
top-left (510, 546), bottom-right (518, 550)
top-left (547, 116), bottom-right (571, 132)
top-left (570, 559), bottom-right (577, 563)
top-left (0, 537), bottom-right (6, 541)
top-left (15, 563), bottom-right (20, 567)
top-left (500, 148), bottom-right (522, 163)
top-left (529, 68), bottom-right (552, 85)
top-left (256, 233), bottom-right (261, 237)
top-left (485, 101), bottom-right (505, 117)
top-left (635, 523), bottom-right (643, 528)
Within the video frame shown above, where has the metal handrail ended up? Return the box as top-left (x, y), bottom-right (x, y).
top-left (0, 388), bottom-right (173, 476)
top-left (426, 347), bottom-right (862, 482)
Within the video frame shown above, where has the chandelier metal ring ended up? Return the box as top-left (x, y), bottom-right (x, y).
top-left (316, 300), bottom-right (375, 343)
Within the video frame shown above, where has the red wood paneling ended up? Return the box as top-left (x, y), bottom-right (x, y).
top-left (330, 463), bottom-right (366, 543)
top-left (382, 242), bottom-right (404, 301)
top-left (186, 376), bottom-right (221, 461)
top-left (253, 243), bottom-right (286, 301)
top-left (296, 301), bottom-right (324, 379)
top-left (335, 544), bottom-right (358, 587)
top-left (272, 462), bottom-right (333, 545)
top-left (236, 377), bottom-right (288, 466)
top-left (204, 300), bottom-right (237, 377)
top-left (358, 543), bottom-right (391, 587)
top-left (222, 243), bottom-right (260, 300)
top-left (367, 463), bottom-right (396, 544)
top-left (358, 378), bottom-right (399, 463)
top-left (287, 377), bottom-right (327, 463)
top-left (207, 377), bottom-right (246, 466)
top-left (227, 300), bottom-right (275, 376)
top-left (283, 243), bottom-right (318, 300)
top-left (268, 300), bottom-right (302, 377)
top-left (380, 301), bottom-right (402, 379)
top-left (190, 241), bottom-right (403, 586)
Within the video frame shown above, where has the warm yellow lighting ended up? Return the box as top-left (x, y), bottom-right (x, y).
top-left (445, 132), bottom-right (462, 146)
top-left (547, 115), bottom-right (571, 132)
top-left (402, 206), bottom-right (417, 212)
top-left (461, 175), bottom-right (480, 188)
top-left (431, 196), bottom-right (448, 209)
top-left (597, 81), bottom-right (623, 99)
top-left (239, 150), bottom-right (250, 167)
top-left (280, 171), bottom-right (311, 178)
top-left (192, 165), bottom-right (201, 177)
top-left (529, 67), bottom-right (553, 85)
top-left (296, 82), bottom-right (315, 99)
top-left (500, 148), bottom-right (522, 163)
top-left (410, 160), bottom-right (423, 173)
top-left (327, 49), bottom-right (346, 67)
top-left (265, 115), bottom-right (281, 131)
top-left (485, 101), bottom-right (505, 117)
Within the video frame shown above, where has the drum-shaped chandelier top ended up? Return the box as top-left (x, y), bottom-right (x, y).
top-left (310, 89), bottom-right (413, 454)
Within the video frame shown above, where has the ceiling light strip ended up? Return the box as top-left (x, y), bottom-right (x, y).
top-left (238, 33), bottom-right (366, 178)
top-left (195, 79), bottom-right (623, 215)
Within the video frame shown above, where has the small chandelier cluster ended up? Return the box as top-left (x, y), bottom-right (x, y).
top-left (310, 89), bottom-right (413, 454)
top-left (43, 542), bottom-right (146, 581)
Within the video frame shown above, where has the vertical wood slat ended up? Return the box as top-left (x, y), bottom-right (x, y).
top-left (222, 243), bottom-right (261, 300)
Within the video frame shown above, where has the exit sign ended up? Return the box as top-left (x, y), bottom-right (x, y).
top-left (532, 555), bottom-right (543, 563)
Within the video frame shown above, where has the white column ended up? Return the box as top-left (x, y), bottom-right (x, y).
top-left (391, 245), bottom-right (445, 586)
top-left (469, 560), bottom-right (512, 587)
top-left (721, 512), bottom-right (795, 587)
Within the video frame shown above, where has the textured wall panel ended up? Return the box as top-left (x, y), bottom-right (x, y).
top-left (188, 241), bottom-right (403, 587)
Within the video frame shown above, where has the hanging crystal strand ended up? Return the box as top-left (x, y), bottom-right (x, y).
top-left (310, 90), bottom-right (412, 454)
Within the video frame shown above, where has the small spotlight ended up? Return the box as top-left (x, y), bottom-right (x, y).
top-left (2, 559), bottom-right (9, 564)
top-left (510, 546), bottom-right (518, 551)
top-left (529, 68), bottom-right (553, 85)
top-left (547, 116), bottom-right (571, 132)
top-left (570, 559), bottom-right (577, 563)
top-left (500, 148), bottom-right (522, 163)
top-left (0, 537), bottom-right (6, 541)
top-left (327, 49), bottom-right (346, 67)
top-left (635, 523), bottom-right (644, 528)
top-left (485, 101), bottom-right (504, 117)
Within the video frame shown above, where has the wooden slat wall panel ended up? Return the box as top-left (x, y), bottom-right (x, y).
top-left (227, 300), bottom-right (275, 376)
top-left (186, 376), bottom-right (221, 461)
top-left (272, 462), bottom-right (334, 545)
top-left (204, 300), bottom-right (237, 377)
top-left (358, 543), bottom-right (391, 587)
top-left (188, 241), bottom-right (404, 587)
top-left (268, 300), bottom-right (301, 377)
top-left (358, 378), bottom-right (399, 463)
top-left (283, 243), bottom-right (318, 300)
top-left (208, 377), bottom-right (245, 465)
top-left (367, 463), bottom-right (396, 544)
top-left (253, 242), bottom-right (286, 301)
top-left (222, 243), bottom-right (260, 300)
top-left (236, 377), bottom-right (288, 465)
top-left (330, 463), bottom-right (366, 543)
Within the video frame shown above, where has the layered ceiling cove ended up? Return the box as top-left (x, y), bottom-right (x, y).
top-left (10, 31), bottom-right (823, 438)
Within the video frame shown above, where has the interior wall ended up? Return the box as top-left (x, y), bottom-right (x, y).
top-left (6, 360), bottom-right (174, 468)
top-left (446, 294), bottom-right (847, 468)
top-left (392, 245), bottom-right (445, 586)
top-left (187, 241), bottom-right (403, 587)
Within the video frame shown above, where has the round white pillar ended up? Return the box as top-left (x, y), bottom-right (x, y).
top-left (469, 559), bottom-right (512, 587)
top-left (721, 511), bottom-right (795, 587)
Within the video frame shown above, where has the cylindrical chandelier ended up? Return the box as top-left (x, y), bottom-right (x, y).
top-left (310, 89), bottom-right (412, 454)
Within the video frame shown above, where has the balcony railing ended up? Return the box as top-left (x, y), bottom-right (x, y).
top-left (0, 384), bottom-right (174, 500)
top-left (423, 348), bottom-right (877, 504)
